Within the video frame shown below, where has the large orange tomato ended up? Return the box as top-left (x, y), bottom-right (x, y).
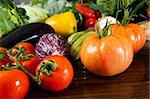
top-left (80, 34), bottom-right (133, 76)
top-left (112, 23), bottom-right (146, 53)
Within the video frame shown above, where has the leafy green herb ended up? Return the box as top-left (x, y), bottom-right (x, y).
top-left (18, 5), bottom-right (48, 23)
top-left (0, 0), bottom-right (29, 39)
top-left (29, 0), bottom-right (74, 17)
top-left (120, 0), bottom-right (148, 26)
top-left (96, 0), bottom-right (147, 17)
top-left (96, 0), bottom-right (116, 16)
top-left (0, 7), bottom-right (16, 38)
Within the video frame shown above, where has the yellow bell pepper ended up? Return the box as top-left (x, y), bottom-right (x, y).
top-left (45, 12), bottom-right (77, 37)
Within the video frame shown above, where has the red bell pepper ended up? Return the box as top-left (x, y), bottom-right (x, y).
top-left (75, 3), bottom-right (101, 29)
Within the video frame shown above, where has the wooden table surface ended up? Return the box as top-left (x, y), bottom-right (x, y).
top-left (25, 41), bottom-right (149, 99)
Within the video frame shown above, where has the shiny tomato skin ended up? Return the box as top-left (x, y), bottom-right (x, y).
top-left (0, 47), bottom-right (7, 51)
top-left (19, 56), bottom-right (41, 75)
top-left (80, 34), bottom-right (133, 76)
top-left (11, 42), bottom-right (35, 55)
top-left (0, 70), bottom-right (29, 99)
top-left (36, 55), bottom-right (74, 92)
top-left (0, 47), bottom-right (11, 67)
top-left (112, 24), bottom-right (146, 53)
top-left (84, 18), bottom-right (97, 29)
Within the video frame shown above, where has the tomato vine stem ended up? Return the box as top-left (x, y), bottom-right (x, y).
top-left (4, 47), bottom-right (41, 85)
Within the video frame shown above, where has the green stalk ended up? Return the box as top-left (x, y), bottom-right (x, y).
top-left (6, 47), bottom-right (41, 85)
top-left (15, 58), bottom-right (40, 84)
top-left (95, 22), bottom-right (112, 39)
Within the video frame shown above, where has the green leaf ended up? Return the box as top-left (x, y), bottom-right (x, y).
top-left (0, 0), bottom-right (14, 9)
top-left (130, 0), bottom-right (147, 16)
top-left (0, 56), bottom-right (3, 61)
top-left (96, 0), bottom-right (116, 16)
top-left (0, 7), bottom-right (16, 38)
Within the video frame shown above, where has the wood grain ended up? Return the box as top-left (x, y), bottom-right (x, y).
top-left (25, 41), bottom-right (149, 99)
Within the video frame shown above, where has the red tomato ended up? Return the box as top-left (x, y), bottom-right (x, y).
top-left (11, 42), bottom-right (35, 55)
top-left (0, 70), bottom-right (29, 99)
top-left (0, 47), bottom-right (11, 67)
top-left (19, 55), bottom-right (41, 75)
top-left (0, 47), bottom-right (7, 51)
top-left (36, 55), bottom-right (74, 92)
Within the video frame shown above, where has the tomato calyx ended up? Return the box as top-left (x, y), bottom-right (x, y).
top-left (0, 63), bottom-right (17, 70)
top-left (0, 50), bottom-right (7, 61)
top-left (39, 60), bottom-right (57, 76)
top-left (35, 59), bottom-right (57, 85)
top-left (11, 47), bottom-right (34, 60)
top-left (2, 47), bottom-right (41, 84)
top-left (95, 21), bottom-right (112, 39)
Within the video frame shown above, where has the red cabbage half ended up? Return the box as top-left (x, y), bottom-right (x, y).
top-left (35, 33), bottom-right (69, 59)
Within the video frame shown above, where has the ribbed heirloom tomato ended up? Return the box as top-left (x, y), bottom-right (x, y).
top-left (0, 70), bottom-right (29, 99)
top-left (36, 55), bottom-right (74, 92)
top-left (80, 32), bottom-right (133, 76)
top-left (112, 24), bottom-right (146, 53)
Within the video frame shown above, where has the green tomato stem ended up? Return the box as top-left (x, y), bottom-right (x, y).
top-left (15, 58), bottom-right (41, 85)
top-left (6, 47), bottom-right (41, 85)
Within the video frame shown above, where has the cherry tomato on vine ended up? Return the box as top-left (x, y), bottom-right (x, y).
top-left (0, 70), bottom-right (29, 99)
top-left (19, 55), bottom-right (41, 75)
top-left (36, 55), bottom-right (74, 92)
top-left (11, 42), bottom-right (35, 55)
top-left (0, 47), bottom-right (11, 67)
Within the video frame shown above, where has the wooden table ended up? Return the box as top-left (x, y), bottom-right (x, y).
top-left (25, 41), bottom-right (149, 99)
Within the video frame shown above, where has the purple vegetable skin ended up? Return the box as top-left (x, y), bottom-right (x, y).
top-left (35, 33), bottom-right (69, 59)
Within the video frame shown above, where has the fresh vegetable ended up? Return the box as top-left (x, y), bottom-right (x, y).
top-left (36, 55), bottom-right (74, 92)
top-left (11, 42), bottom-right (35, 55)
top-left (0, 0), bottom-right (29, 38)
top-left (59, 7), bottom-right (83, 30)
top-left (75, 3), bottom-right (101, 29)
top-left (96, 0), bottom-right (134, 16)
top-left (84, 18), bottom-right (97, 29)
top-left (0, 47), bottom-right (11, 67)
top-left (19, 5), bottom-right (48, 23)
top-left (10, 42), bottom-right (41, 74)
top-left (19, 55), bottom-right (40, 75)
top-left (0, 7), bottom-right (16, 38)
top-left (30, 0), bottom-right (73, 17)
top-left (97, 16), bottom-right (119, 29)
top-left (0, 70), bottom-right (29, 99)
top-left (75, 4), bottom-right (97, 18)
top-left (35, 33), bottom-right (69, 59)
top-left (0, 23), bottom-right (54, 48)
top-left (45, 12), bottom-right (77, 37)
top-left (96, 0), bottom-right (147, 21)
top-left (96, 0), bottom-right (117, 16)
top-left (80, 25), bottom-right (133, 76)
top-left (109, 0), bottom-right (146, 53)
top-left (68, 30), bottom-right (95, 60)
top-left (112, 24), bottom-right (146, 53)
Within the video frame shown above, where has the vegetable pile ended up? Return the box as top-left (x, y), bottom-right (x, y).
top-left (35, 33), bottom-right (69, 59)
top-left (0, 0), bottom-right (148, 98)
